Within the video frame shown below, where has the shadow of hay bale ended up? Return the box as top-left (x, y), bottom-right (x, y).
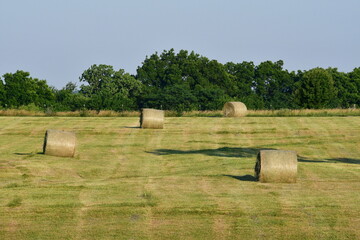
top-left (223, 174), bottom-right (257, 182)
top-left (147, 147), bottom-right (274, 158)
top-left (299, 156), bottom-right (360, 164)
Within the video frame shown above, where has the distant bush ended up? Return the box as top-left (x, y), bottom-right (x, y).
top-left (18, 103), bottom-right (43, 112)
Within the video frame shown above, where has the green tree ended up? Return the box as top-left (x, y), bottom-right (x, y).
top-left (193, 85), bottom-right (230, 110)
top-left (34, 79), bottom-right (56, 108)
top-left (54, 82), bottom-right (89, 111)
top-left (136, 49), bottom-right (235, 110)
top-left (80, 64), bottom-right (143, 111)
top-left (3, 71), bottom-right (36, 107)
top-left (348, 68), bottom-right (360, 106)
top-left (136, 49), bottom-right (201, 89)
top-left (201, 60), bottom-right (236, 97)
top-left (225, 61), bottom-right (265, 109)
top-left (295, 68), bottom-right (336, 109)
top-left (2, 70), bottom-right (54, 108)
top-left (225, 61), bottom-right (254, 97)
top-left (161, 84), bottom-right (197, 113)
top-left (0, 78), bottom-right (5, 107)
top-left (137, 49), bottom-right (207, 89)
top-left (327, 68), bottom-right (358, 108)
top-left (254, 60), bottom-right (295, 109)
top-left (140, 84), bottom-right (197, 113)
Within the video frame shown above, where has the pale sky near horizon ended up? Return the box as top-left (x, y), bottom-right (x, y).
top-left (1, 0), bottom-right (359, 89)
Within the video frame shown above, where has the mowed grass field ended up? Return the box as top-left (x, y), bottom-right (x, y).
top-left (0, 116), bottom-right (359, 240)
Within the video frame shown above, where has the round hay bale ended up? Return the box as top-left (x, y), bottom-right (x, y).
top-left (255, 150), bottom-right (297, 183)
top-left (223, 102), bottom-right (247, 117)
top-left (140, 108), bottom-right (164, 129)
top-left (43, 129), bottom-right (76, 157)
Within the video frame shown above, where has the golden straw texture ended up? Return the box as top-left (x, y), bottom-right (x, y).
top-left (255, 150), bottom-right (297, 183)
top-left (43, 129), bottom-right (76, 157)
top-left (140, 108), bottom-right (164, 129)
top-left (223, 102), bottom-right (247, 117)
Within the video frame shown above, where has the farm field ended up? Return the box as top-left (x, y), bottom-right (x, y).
top-left (0, 116), bottom-right (359, 240)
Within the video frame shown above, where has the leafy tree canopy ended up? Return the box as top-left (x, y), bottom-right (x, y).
top-left (295, 68), bottom-right (337, 109)
top-left (0, 78), bottom-right (5, 107)
top-left (79, 64), bottom-right (143, 111)
top-left (1, 49), bottom-right (359, 111)
top-left (2, 70), bottom-right (54, 108)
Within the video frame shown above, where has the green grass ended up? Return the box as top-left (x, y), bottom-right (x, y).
top-left (0, 116), bottom-right (359, 239)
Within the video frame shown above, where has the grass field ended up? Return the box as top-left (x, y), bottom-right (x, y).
top-left (0, 116), bottom-right (359, 239)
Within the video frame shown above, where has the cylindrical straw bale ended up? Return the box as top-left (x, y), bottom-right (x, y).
top-left (140, 108), bottom-right (164, 129)
top-left (223, 102), bottom-right (247, 117)
top-left (255, 150), bottom-right (297, 183)
top-left (43, 129), bottom-right (76, 157)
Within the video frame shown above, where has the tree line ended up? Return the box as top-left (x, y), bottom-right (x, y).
top-left (1, 49), bottom-right (359, 112)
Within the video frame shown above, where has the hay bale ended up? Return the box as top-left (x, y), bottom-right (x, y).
top-left (223, 102), bottom-right (247, 117)
top-left (255, 150), bottom-right (297, 183)
top-left (43, 129), bottom-right (76, 157)
top-left (140, 108), bottom-right (164, 129)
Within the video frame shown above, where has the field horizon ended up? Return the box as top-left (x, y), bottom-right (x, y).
top-left (0, 108), bottom-right (360, 118)
top-left (1, 116), bottom-right (359, 239)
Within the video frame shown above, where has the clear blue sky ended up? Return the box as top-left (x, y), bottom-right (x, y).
top-left (1, 0), bottom-right (359, 89)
